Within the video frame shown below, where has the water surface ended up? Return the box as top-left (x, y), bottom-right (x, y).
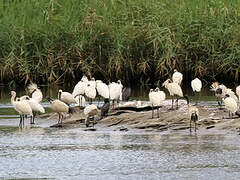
top-left (0, 126), bottom-right (240, 180)
top-left (1, 85), bottom-right (240, 179)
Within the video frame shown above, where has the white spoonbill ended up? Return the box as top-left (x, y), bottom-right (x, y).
top-left (28, 83), bottom-right (43, 103)
top-left (172, 69), bottom-right (183, 85)
top-left (109, 80), bottom-right (123, 109)
top-left (211, 82), bottom-right (238, 107)
top-left (84, 104), bottom-right (100, 127)
top-left (72, 75), bottom-right (88, 97)
top-left (148, 87), bottom-right (166, 118)
top-left (11, 91), bottom-right (33, 127)
top-left (19, 95), bottom-right (45, 124)
top-left (185, 96), bottom-right (199, 133)
top-left (58, 89), bottom-right (76, 106)
top-left (46, 96), bottom-right (70, 124)
top-left (85, 82), bottom-right (97, 104)
top-left (162, 79), bottom-right (183, 110)
top-left (223, 94), bottom-right (238, 118)
top-left (96, 80), bottom-right (109, 99)
top-left (191, 78), bottom-right (202, 105)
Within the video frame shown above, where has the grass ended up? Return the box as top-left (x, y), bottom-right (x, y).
top-left (0, 0), bottom-right (240, 87)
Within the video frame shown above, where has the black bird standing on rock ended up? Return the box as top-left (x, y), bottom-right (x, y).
top-left (122, 87), bottom-right (131, 101)
top-left (101, 98), bottom-right (110, 118)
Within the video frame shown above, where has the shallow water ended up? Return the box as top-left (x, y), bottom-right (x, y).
top-left (1, 86), bottom-right (240, 179)
top-left (0, 125), bottom-right (240, 180)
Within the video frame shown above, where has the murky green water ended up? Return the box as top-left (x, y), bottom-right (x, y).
top-left (1, 85), bottom-right (240, 179)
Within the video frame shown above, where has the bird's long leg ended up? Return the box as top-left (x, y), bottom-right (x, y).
top-left (176, 97), bottom-right (179, 109)
top-left (23, 115), bottom-right (25, 127)
top-left (170, 96), bottom-right (174, 110)
top-left (19, 115), bottom-right (22, 128)
top-left (217, 97), bottom-right (223, 109)
top-left (118, 100), bottom-right (120, 111)
top-left (78, 95), bottom-right (81, 107)
top-left (61, 114), bottom-right (63, 124)
top-left (196, 92), bottom-right (200, 105)
top-left (190, 120), bottom-right (192, 133)
top-left (112, 100), bottom-right (115, 110)
top-left (217, 97), bottom-right (220, 107)
top-left (98, 96), bottom-right (100, 106)
top-left (32, 112), bottom-right (36, 124)
top-left (30, 115), bottom-right (33, 125)
top-left (194, 121), bottom-right (197, 132)
top-left (157, 106), bottom-right (159, 118)
top-left (58, 113), bottom-right (61, 124)
top-left (194, 92), bottom-right (198, 106)
top-left (93, 116), bottom-right (95, 127)
top-left (90, 98), bottom-right (92, 105)
top-left (85, 116), bottom-right (89, 127)
top-left (152, 104), bottom-right (154, 119)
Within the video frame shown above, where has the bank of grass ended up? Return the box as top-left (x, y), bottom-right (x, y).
top-left (0, 0), bottom-right (240, 87)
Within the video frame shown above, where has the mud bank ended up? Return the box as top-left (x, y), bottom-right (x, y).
top-left (40, 100), bottom-right (240, 134)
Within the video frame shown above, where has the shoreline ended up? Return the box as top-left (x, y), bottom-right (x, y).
top-left (35, 100), bottom-right (240, 135)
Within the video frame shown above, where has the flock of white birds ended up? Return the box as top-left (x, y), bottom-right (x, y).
top-left (10, 76), bottom-right (123, 127)
top-left (149, 69), bottom-right (240, 132)
top-left (9, 71), bottom-right (240, 131)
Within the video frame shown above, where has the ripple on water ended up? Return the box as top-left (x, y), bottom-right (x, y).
top-left (0, 127), bottom-right (239, 179)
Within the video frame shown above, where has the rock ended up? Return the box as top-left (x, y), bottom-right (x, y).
top-left (206, 125), bottom-right (215, 129)
top-left (134, 122), bottom-right (167, 129)
top-left (83, 128), bottom-right (96, 131)
top-left (119, 127), bottom-right (128, 131)
top-left (50, 124), bottom-right (63, 128)
top-left (171, 126), bottom-right (189, 130)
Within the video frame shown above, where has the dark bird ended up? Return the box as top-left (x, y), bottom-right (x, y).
top-left (122, 87), bottom-right (131, 101)
top-left (101, 98), bottom-right (110, 118)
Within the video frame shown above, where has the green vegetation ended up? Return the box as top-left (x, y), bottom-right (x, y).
top-left (0, 0), bottom-right (240, 87)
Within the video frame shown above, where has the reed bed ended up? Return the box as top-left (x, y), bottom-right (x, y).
top-left (0, 0), bottom-right (240, 87)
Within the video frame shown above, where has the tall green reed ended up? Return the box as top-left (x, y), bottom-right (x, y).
top-left (0, 0), bottom-right (240, 87)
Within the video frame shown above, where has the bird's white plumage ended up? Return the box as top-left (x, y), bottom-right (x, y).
top-left (163, 79), bottom-right (183, 97)
top-left (19, 96), bottom-right (45, 113)
top-left (149, 88), bottom-right (166, 106)
top-left (88, 78), bottom-right (96, 88)
top-left (28, 83), bottom-right (43, 103)
top-left (72, 75), bottom-right (89, 97)
top-left (109, 80), bottom-right (123, 101)
top-left (11, 91), bottom-right (33, 116)
top-left (226, 89), bottom-right (238, 103)
top-left (83, 104), bottom-right (100, 126)
top-left (72, 80), bottom-right (88, 97)
top-left (85, 83), bottom-right (97, 99)
top-left (59, 90), bottom-right (76, 105)
top-left (211, 82), bottom-right (238, 104)
top-left (84, 104), bottom-right (98, 116)
top-left (49, 99), bottom-right (69, 113)
top-left (172, 70), bottom-right (183, 85)
top-left (223, 97), bottom-right (238, 114)
top-left (191, 78), bottom-right (202, 92)
top-left (81, 75), bottom-right (88, 83)
top-left (96, 80), bottom-right (110, 99)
